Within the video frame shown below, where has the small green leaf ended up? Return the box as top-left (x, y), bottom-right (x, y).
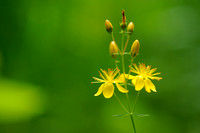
top-left (113, 113), bottom-right (129, 117)
top-left (135, 113), bottom-right (150, 117)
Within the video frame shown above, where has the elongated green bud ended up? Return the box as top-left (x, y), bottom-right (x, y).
top-left (131, 40), bottom-right (140, 58)
top-left (109, 41), bottom-right (118, 59)
top-left (127, 22), bottom-right (134, 34)
top-left (105, 20), bottom-right (113, 33)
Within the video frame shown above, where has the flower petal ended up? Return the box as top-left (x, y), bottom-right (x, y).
top-left (103, 83), bottom-right (114, 98)
top-left (135, 76), bottom-right (144, 91)
top-left (94, 83), bottom-right (106, 96)
top-left (116, 83), bottom-right (128, 93)
top-left (131, 79), bottom-right (136, 86)
top-left (146, 79), bottom-right (157, 92)
top-left (130, 76), bottom-right (137, 86)
top-left (125, 74), bottom-right (135, 80)
top-left (144, 80), bottom-right (151, 93)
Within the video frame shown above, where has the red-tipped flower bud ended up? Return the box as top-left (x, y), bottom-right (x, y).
top-left (120, 10), bottom-right (127, 30)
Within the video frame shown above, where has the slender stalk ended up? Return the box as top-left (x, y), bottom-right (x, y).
top-left (123, 35), bottom-right (130, 53)
top-left (112, 32), bottom-right (122, 54)
top-left (130, 114), bottom-right (137, 133)
top-left (127, 58), bottom-right (134, 80)
top-left (111, 32), bottom-right (115, 41)
top-left (121, 31), bottom-right (130, 110)
top-left (121, 31), bottom-right (126, 76)
top-left (121, 30), bottom-right (136, 133)
top-left (114, 93), bottom-right (129, 113)
top-left (115, 60), bottom-right (119, 69)
top-left (132, 91), bottom-right (140, 113)
top-left (115, 60), bottom-right (120, 75)
top-left (125, 93), bottom-right (131, 118)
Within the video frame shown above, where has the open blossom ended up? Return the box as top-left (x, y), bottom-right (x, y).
top-left (92, 69), bottom-right (128, 99)
top-left (127, 63), bottom-right (162, 93)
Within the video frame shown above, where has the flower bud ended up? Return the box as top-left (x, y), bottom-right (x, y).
top-left (120, 10), bottom-right (127, 30)
top-left (127, 22), bottom-right (134, 34)
top-left (109, 41), bottom-right (118, 59)
top-left (105, 20), bottom-right (113, 33)
top-left (120, 23), bottom-right (127, 30)
top-left (131, 40), bottom-right (140, 58)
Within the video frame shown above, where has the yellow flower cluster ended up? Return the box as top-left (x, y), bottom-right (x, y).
top-left (92, 10), bottom-right (162, 99)
top-left (93, 63), bottom-right (162, 98)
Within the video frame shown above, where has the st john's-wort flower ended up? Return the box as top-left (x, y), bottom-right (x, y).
top-left (127, 63), bottom-right (162, 93)
top-left (92, 69), bottom-right (128, 99)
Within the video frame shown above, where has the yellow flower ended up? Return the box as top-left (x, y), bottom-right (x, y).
top-left (92, 69), bottom-right (128, 99)
top-left (127, 63), bottom-right (162, 93)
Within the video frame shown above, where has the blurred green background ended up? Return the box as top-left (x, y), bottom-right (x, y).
top-left (0, 0), bottom-right (200, 133)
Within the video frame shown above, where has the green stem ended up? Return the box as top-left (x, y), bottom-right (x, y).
top-left (132, 91), bottom-right (140, 113)
top-left (111, 32), bottom-right (115, 41)
top-left (121, 31), bottom-right (131, 111)
top-left (115, 59), bottom-right (120, 75)
top-left (121, 30), bottom-right (136, 133)
top-left (112, 32), bottom-right (122, 54)
top-left (114, 93), bottom-right (129, 113)
top-left (123, 35), bottom-right (130, 53)
top-left (127, 58), bottom-right (134, 79)
top-left (130, 114), bottom-right (137, 133)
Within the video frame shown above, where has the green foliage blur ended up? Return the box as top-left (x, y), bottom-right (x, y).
top-left (0, 0), bottom-right (200, 133)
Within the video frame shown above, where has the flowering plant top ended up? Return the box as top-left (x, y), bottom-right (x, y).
top-left (91, 10), bottom-right (162, 133)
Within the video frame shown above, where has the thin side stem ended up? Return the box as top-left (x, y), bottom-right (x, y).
top-left (112, 32), bottom-right (122, 54)
top-left (115, 59), bottom-right (119, 69)
top-left (111, 32), bottom-right (115, 41)
top-left (114, 93), bottom-right (129, 113)
top-left (127, 58), bottom-right (134, 80)
top-left (123, 35), bottom-right (130, 53)
top-left (115, 60), bottom-right (120, 75)
top-left (132, 91), bottom-right (140, 113)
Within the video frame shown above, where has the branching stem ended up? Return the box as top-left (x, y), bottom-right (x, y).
top-left (121, 30), bottom-right (136, 133)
